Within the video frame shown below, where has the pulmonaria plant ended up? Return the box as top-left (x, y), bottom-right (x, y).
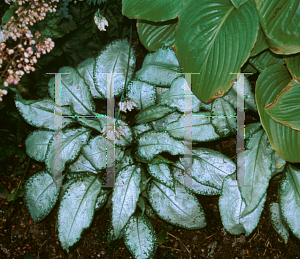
top-left (15, 39), bottom-right (293, 258)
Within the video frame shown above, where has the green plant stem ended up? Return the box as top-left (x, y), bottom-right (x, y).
top-left (0, 157), bottom-right (31, 227)
top-left (115, 19), bottom-right (133, 127)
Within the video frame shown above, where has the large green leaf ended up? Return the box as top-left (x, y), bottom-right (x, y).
top-left (280, 164), bottom-right (300, 240)
top-left (219, 173), bottom-right (266, 236)
top-left (256, 64), bottom-right (300, 162)
top-left (148, 180), bottom-right (206, 229)
top-left (123, 214), bottom-right (158, 259)
top-left (255, 0), bottom-right (300, 54)
top-left (249, 49), bottom-right (285, 73)
top-left (250, 26), bottom-right (268, 57)
top-left (174, 0), bottom-right (259, 103)
top-left (15, 99), bottom-right (73, 130)
top-left (265, 80), bottom-right (300, 131)
top-left (269, 202), bottom-right (289, 244)
top-left (122, 0), bottom-right (186, 22)
top-left (58, 175), bottom-right (102, 252)
top-left (137, 19), bottom-right (177, 52)
top-left (284, 53), bottom-right (300, 83)
top-left (112, 165), bottom-right (141, 239)
top-left (230, 0), bottom-right (249, 9)
top-left (25, 130), bottom-right (53, 162)
top-left (238, 129), bottom-right (274, 217)
top-left (24, 171), bottom-right (60, 222)
top-left (45, 127), bottom-right (91, 178)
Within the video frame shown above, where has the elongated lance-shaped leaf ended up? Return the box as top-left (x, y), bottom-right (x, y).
top-left (265, 80), bottom-right (300, 131)
top-left (284, 53), bottom-right (300, 83)
top-left (45, 127), bottom-right (91, 178)
top-left (249, 49), bottom-right (285, 73)
top-left (77, 57), bottom-right (102, 99)
top-left (112, 165), bottom-right (142, 239)
top-left (174, 148), bottom-right (236, 190)
top-left (58, 175), bottom-right (102, 252)
top-left (123, 214), bottom-right (158, 259)
top-left (15, 99), bottom-right (73, 130)
top-left (269, 202), bottom-right (289, 244)
top-left (148, 180), bottom-right (206, 229)
top-left (135, 47), bottom-right (182, 87)
top-left (48, 67), bottom-right (95, 115)
top-left (125, 80), bottom-right (156, 111)
top-left (137, 19), bottom-right (177, 52)
top-left (256, 64), bottom-right (300, 162)
top-left (24, 171), bottom-right (60, 222)
top-left (134, 104), bottom-right (176, 124)
top-left (174, 0), bottom-right (259, 103)
top-left (159, 77), bottom-right (202, 113)
top-left (138, 131), bottom-right (185, 161)
top-left (166, 112), bottom-right (222, 142)
top-left (95, 189), bottom-right (111, 211)
top-left (280, 164), bottom-right (300, 240)
top-left (122, 0), bottom-right (186, 22)
top-left (255, 0), bottom-right (300, 55)
top-left (239, 129), bottom-right (273, 217)
top-left (147, 163), bottom-right (175, 190)
top-left (219, 173), bottom-right (267, 236)
top-left (25, 130), bottom-right (53, 162)
top-left (172, 161), bottom-right (221, 195)
top-left (93, 39), bottom-right (136, 99)
top-left (250, 26), bottom-right (268, 57)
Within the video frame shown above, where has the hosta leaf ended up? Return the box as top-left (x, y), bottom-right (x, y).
top-left (48, 67), bottom-right (95, 115)
top-left (230, 0), bottom-right (248, 9)
top-left (151, 112), bottom-right (181, 132)
top-left (126, 80), bottom-right (156, 111)
top-left (135, 104), bottom-right (176, 124)
top-left (265, 80), bottom-right (300, 131)
top-left (148, 180), bottom-right (206, 229)
top-left (135, 47), bottom-right (182, 86)
top-left (256, 64), bottom-right (300, 162)
top-left (256, 0), bottom-right (300, 54)
top-left (239, 129), bottom-right (273, 217)
top-left (147, 163), bottom-right (175, 190)
top-left (174, 0), bottom-right (259, 103)
top-left (284, 53), bottom-right (300, 83)
top-left (159, 77), bottom-right (202, 113)
top-left (172, 161), bottom-right (221, 195)
top-left (46, 127), bottom-right (91, 178)
top-left (219, 173), bottom-right (266, 236)
top-left (76, 57), bottom-right (102, 99)
top-left (24, 171), bottom-right (59, 222)
top-left (250, 26), bottom-right (268, 57)
top-left (25, 130), bottom-right (53, 162)
top-left (138, 131), bottom-right (185, 161)
top-left (137, 19), bottom-right (177, 52)
top-left (81, 135), bottom-right (124, 171)
top-left (123, 214), bottom-right (158, 259)
top-left (15, 99), bottom-right (73, 130)
top-left (269, 202), bottom-right (289, 244)
top-left (58, 175), bottom-right (102, 252)
top-left (122, 0), bottom-right (186, 22)
top-left (112, 165), bottom-right (142, 239)
top-left (211, 98), bottom-right (236, 137)
top-left (249, 49), bottom-right (285, 73)
top-left (280, 164), bottom-right (300, 239)
top-left (93, 39), bottom-right (136, 99)
top-left (165, 112), bottom-right (221, 142)
top-left (175, 148), bottom-right (236, 190)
